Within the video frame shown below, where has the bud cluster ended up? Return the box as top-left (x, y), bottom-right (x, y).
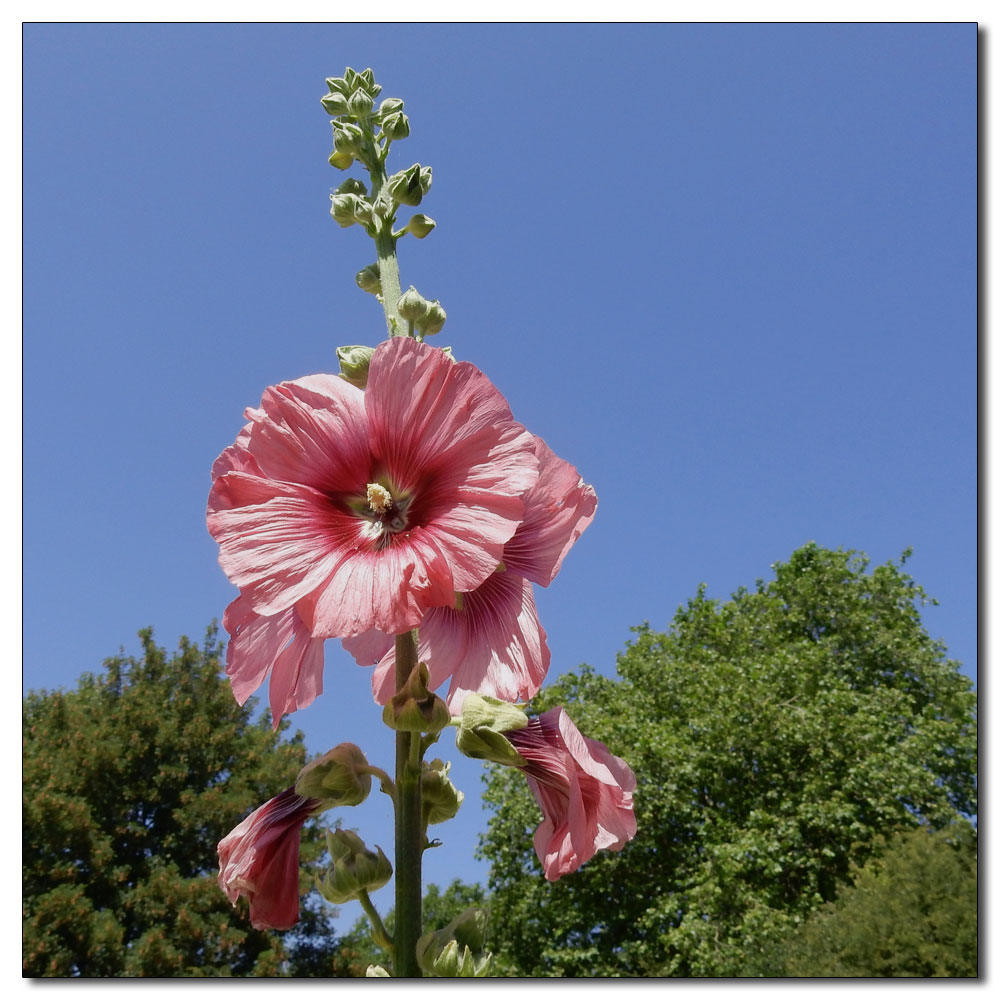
top-left (317, 828), bottom-right (393, 905)
top-left (417, 907), bottom-right (493, 977)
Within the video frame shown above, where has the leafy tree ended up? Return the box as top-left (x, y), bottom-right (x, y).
top-left (332, 880), bottom-right (487, 976)
top-left (772, 821), bottom-right (977, 977)
top-left (479, 544), bottom-right (977, 977)
top-left (23, 627), bottom-right (339, 977)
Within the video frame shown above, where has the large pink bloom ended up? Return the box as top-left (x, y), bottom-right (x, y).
top-left (344, 436), bottom-right (596, 710)
top-left (207, 338), bottom-right (538, 640)
top-left (218, 787), bottom-right (320, 930)
top-left (505, 707), bottom-right (636, 881)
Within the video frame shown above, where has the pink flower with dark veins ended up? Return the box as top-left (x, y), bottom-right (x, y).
top-left (344, 436), bottom-right (596, 711)
top-left (217, 787), bottom-right (321, 930)
top-left (207, 338), bottom-right (539, 642)
top-left (506, 707), bottom-right (636, 881)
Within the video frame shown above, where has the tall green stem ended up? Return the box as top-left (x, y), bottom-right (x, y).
top-left (393, 629), bottom-right (423, 977)
top-left (366, 147), bottom-right (404, 338)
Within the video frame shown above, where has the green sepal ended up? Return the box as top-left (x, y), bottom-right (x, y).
top-left (337, 345), bottom-right (375, 389)
top-left (416, 907), bottom-right (493, 977)
top-left (421, 758), bottom-right (463, 826)
top-left (382, 662), bottom-right (451, 734)
top-left (453, 694), bottom-right (528, 766)
top-left (294, 742), bottom-right (372, 806)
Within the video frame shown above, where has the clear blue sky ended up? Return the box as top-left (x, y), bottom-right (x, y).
top-left (23, 23), bottom-right (977, 935)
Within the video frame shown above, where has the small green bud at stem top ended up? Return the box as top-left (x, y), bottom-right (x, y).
top-left (381, 112), bottom-right (410, 141)
top-left (396, 286), bottom-right (430, 321)
top-left (321, 91), bottom-right (351, 116)
top-left (383, 662), bottom-right (451, 734)
top-left (404, 213), bottom-right (435, 239)
top-left (387, 164), bottom-right (425, 207)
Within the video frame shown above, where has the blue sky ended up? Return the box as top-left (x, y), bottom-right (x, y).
top-left (23, 23), bottom-right (977, 936)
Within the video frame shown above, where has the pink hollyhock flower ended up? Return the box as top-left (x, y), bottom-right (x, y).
top-left (218, 787), bottom-right (320, 930)
top-left (505, 707), bottom-right (636, 881)
top-left (344, 436), bottom-right (596, 710)
top-left (223, 595), bottom-right (325, 727)
top-left (207, 338), bottom-right (538, 639)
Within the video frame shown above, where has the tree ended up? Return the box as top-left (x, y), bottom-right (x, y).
top-left (773, 822), bottom-right (977, 977)
top-left (331, 879), bottom-right (487, 976)
top-left (478, 544), bottom-right (977, 977)
top-left (23, 627), bottom-right (339, 977)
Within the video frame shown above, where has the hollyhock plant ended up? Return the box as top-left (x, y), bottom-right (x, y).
top-left (344, 436), bottom-right (597, 710)
top-left (207, 336), bottom-right (538, 640)
top-left (505, 706), bottom-right (636, 881)
top-left (218, 787), bottom-right (322, 930)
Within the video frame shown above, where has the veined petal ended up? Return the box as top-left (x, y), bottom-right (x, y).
top-left (502, 436), bottom-right (598, 587)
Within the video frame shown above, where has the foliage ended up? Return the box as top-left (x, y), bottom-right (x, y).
top-left (479, 543), bottom-right (977, 977)
top-left (23, 627), bottom-right (339, 977)
top-left (772, 821), bottom-right (977, 977)
top-left (332, 879), bottom-right (487, 976)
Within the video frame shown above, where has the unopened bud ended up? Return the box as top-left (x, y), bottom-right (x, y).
top-left (381, 112), bottom-right (410, 141)
top-left (330, 193), bottom-right (359, 227)
top-left (328, 150), bottom-right (354, 170)
top-left (333, 122), bottom-right (364, 156)
top-left (417, 907), bottom-right (493, 978)
top-left (326, 75), bottom-right (351, 96)
top-left (382, 662), bottom-right (451, 734)
top-left (419, 165), bottom-right (433, 195)
top-left (348, 89), bottom-right (374, 117)
top-left (355, 264), bottom-right (382, 297)
top-left (416, 300), bottom-right (447, 337)
top-left (357, 68), bottom-right (380, 98)
top-left (396, 286), bottom-right (430, 321)
top-left (405, 213), bottom-right (435, 239)
top-left (337, 344), bottom-right (375, 388)
top-left (387, 164), bottom-right (424, 207)
top-left (318, 829), bottom-right (392, 904)
top-left (321, 91), bottom-right (351, 116)
top-left (377, 97), bottom-right (404, 116)
top-left (295, 742), bottom-right (372, 806)
top-left (454, 694), bottom-right (528, 766)
top-left (422, 759), bottom-right (463, 826)
top-left (336, 177), bottom-right (368, 196)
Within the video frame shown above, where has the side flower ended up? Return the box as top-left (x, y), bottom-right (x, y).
top-left (217, 787), bottom-right (321, 930)
top-left (504, 706), bottom-right (636, 881)
top-left (344, 436), bottom-right (597, 711)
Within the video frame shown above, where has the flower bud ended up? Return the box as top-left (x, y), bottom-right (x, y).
top-left (419, 165), bottom-right (433, 195)
top-left (416, 300), bottom-right (447, 337)
top-left (355, 264), bottom-right (382, 297)
top-left (333, 122), bottom-right (364, 156)
top-left (328, 150), bottom-right (354, 170)
top-left (325, 75), bottom-right (350, 96)
top-left (417, 908), bottom-right (493, 978)
top-left (421, 759), bottom-right (463, 826)
top-left (337, 344), bottom-right (375, 388)
top-left (321, 91), bottom-right (351, 116)
top-left (336, 177), bottom-right (368, 196)
top-left (380, 112), bottom-right (410, 141)
top-left (348, 89), bottom-right (374, 117)
top-left (454, 694), bottom-right (528, 766)
top-left (387, 164), bottom-right (424, 207)
top-left (382, 661), bottom-right (451, 734)
top-left (352, 197), bottom-right (375, 227)
top-left (342, 67), bottom-right (360, 92)
top-left (357, 68), bottom-right (380, 98)
top-left (377, 97), bottom-right (404, 117)
top-left (295, 742), bottom-right (372, 806)
top-left (318, 829), bottom-right (392, 904)
top-left (404, 213), bottom-right (435, 239)
top-left (396, 286), bottom-right (430, 322)
top-left (366, 965), bottom-right (390, 977)
top-left (330, 193), bottom-right (359, 227)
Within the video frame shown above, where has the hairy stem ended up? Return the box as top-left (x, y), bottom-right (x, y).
top-left (393, 629), bottom-right (423, 977)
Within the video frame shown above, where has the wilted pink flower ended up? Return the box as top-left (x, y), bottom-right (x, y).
top-left (505, 707), bottom-right (636, 881)
top-left (218, 787), bottom-right (320, 930)
top-left (223, 595), bottom-right (325, 727)
top-left (344, 437), bottom-right (596, 710)
top-left (207, 338), bottom-right (538, 639)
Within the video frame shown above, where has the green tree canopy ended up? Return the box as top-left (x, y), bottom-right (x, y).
top-left (23, 627), bottom-right (339, 977)
top-left (774, 821), bottom-right (977, 977)
top-left (479, 543), bottom-right (977, 977)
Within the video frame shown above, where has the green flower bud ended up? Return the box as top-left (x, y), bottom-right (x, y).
top-left (377, 97), bottom-right (404, 117)
top-left (333, 122), bottom-right (364, 156)
top-left (330, 192), bottom-right (359, 227)
top-left (295, 742), bottom-right (372, 806)
top-left (337, 344), bottom-right (375, 388)
top-left (318, 829), bottom-right (392, 905)
top-left (417, 908), bottom-right (493, 978)
top-left (404, 213), bottom-right (435, 239)
top-left (396, 286), bottom-right (430, 322)
top-left (454, 694), bottom-right (528, 766)
top-left (353, 197), bottom-right (375, 227)
top-left (355, 264), bottom-right (382, 297)
top-left (382, 661), bottom-right (451, 734)
top-left (342, 67), bottom-right (360, 92)
top-left (421, 759), bottom-right (463, 826)
top-left (387, 164), bottom-right (424, 207)
top-left (336, 177), bottom-right (368, 196)
top-left (365, 966), bottom-right (390, 977)
top-left (381, 112), bottom-right (410, 142)
top-left (416, 300), bottom-right (447, 337)
top-left (357, 68), bottom-right (380, 98)
top-left (325, 75), bottom-right (350, 95)
top-left (348, 89), bottom-right (374, 117)
top-left (321, 91), bottom-right (351, 116)
top-left (328, 150), bottom-right (354, 170)
top-left (419, 165), bottom-right (433, 195)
